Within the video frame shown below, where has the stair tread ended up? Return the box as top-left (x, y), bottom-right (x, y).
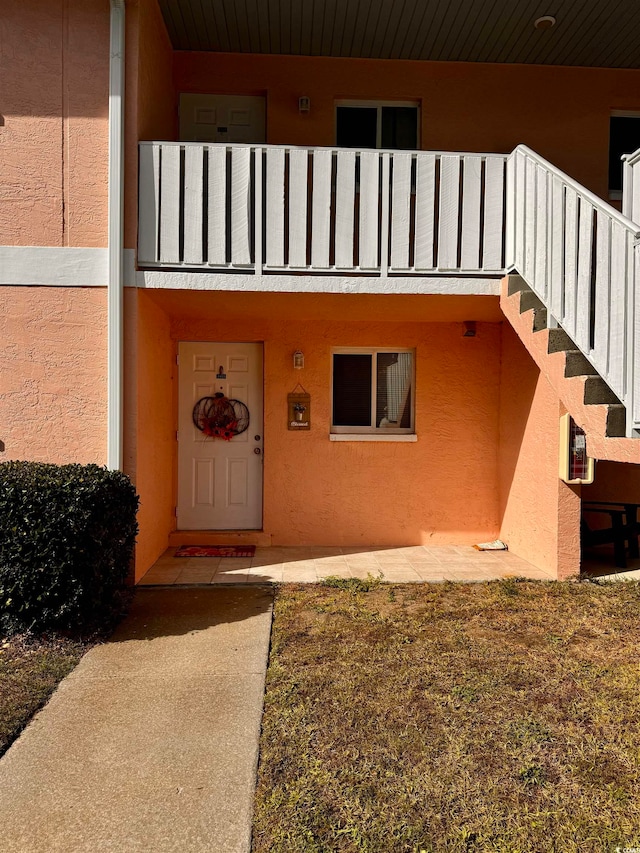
top-left (584, 376), bottom-right (621, 406)
top-left (564, 351), bottom-right (598, 378)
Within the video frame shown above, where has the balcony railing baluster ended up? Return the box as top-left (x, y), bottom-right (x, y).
top-left (138, 142), bottom-right (508, 277)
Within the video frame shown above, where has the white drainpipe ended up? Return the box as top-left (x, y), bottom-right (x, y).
top-left (108, 0), bottom-right (125, 470)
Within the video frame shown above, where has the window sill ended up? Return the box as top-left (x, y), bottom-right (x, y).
top-left (329, 434), bottom-right (417, 442)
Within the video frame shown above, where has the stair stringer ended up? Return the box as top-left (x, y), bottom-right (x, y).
top-left (500, 276), bottom-right (640, 465)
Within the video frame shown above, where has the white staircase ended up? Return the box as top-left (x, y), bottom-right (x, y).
top-left (506, 144), bottom-right (640, 437)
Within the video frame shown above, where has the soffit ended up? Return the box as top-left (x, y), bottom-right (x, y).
top-left (145, 290), bottom-right (504, 324)
top-left (158, 0), bottom-right (640, 68)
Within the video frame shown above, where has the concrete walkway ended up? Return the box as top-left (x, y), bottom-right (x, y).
top-left (0, 587), bottom-right (273, 853)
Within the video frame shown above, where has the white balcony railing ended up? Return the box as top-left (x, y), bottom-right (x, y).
top-left (138, 142), bottom-right (507, 276)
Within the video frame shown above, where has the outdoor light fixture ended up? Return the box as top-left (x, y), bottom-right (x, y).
top-left (298, 96), bottom-right (311, 114)
top-left (534, 15), bottom-right (556, 29)
top-left (463, 321), bottom-right (476, 337)
top-left (293, 350), bottom-right (305, 369)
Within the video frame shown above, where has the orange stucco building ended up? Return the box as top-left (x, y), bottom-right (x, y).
top-left (2, 0), bottom-right (640, 581)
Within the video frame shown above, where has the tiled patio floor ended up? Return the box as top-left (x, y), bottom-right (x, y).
top-left (138, 545), bottom-right (556, 585)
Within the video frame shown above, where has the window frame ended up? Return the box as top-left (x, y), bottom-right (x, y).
top-left (330, 346), bottom-right (416, 435)
top-left (334, 100), bottom-right (421, 150)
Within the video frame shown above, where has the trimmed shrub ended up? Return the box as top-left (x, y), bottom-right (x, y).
top-left (0, 462), bottom-right (139, 634)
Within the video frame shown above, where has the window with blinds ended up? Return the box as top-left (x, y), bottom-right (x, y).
top-left (331, 349), bottom-right (415, 434)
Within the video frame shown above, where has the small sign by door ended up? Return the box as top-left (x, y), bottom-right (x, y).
top-left (288, 392), bottom-right (311, 430)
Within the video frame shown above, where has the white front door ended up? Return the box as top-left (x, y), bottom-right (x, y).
top-left (177, 342), bottom-right (263, 530)
top-left (179, 94), bottom-right (266, 144)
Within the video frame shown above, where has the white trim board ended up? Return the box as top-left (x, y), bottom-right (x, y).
top-left (0, 247), bottom-right (136, 287)
top-left (137, 271), bottom-right (501, 295)
top-left (0, 250), bottom-right (501, 295)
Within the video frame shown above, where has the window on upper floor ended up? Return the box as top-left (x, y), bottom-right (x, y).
top-left (331, 348), bottom-right (415, 434)
top-left (609, 112), bottom-right (640, 199)
top-left (336, 102), bottom-right (419, 150)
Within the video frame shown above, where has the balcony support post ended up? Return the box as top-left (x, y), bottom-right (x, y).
top-left (254, 147), bottom-right (263, 276)
top-left (380, 153), bottom-right (390, 278)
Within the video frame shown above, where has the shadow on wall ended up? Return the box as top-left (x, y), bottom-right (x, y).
top-left (497, 324), bottom-right (539, 528)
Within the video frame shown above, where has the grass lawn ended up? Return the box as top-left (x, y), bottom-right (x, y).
top-left (253, 578), bottom-right (640, 853)
top-left (0, 634), bottom-right (89, 758)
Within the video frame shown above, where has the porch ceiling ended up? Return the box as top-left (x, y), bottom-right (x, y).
top-left (158, 0), bottom-right (640, 69)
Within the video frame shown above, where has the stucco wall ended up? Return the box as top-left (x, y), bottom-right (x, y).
top-left (132, 291), bottom-right (175, 577)
top-left (498, 323), bottom-right (581, 579)
top-left (0, 0), bottom-right (110, 248)
top-left (260, 319), bottom-right (501, 546)
top-left (136, 0), bottom-right (176, 142)
top-left (0, 0), bottom-right (174, 253)
top-left (135, 290), bottom-right (503, 556)
top-left (124, 0), bottom-right (176, 250)
top-left (0, 287), bottom-right (107, 464)
top-left (175, 52), bottom-right (640, 198)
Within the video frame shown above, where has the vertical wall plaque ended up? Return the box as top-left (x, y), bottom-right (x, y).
top-left (287, 392), bottom-right (311, 430)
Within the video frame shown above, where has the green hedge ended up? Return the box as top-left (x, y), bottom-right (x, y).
top-left (0, 462), bottom-right (139, 634)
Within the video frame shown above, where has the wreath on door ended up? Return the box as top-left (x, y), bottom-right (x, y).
top-left (192, 393), bottom-right (250, 440)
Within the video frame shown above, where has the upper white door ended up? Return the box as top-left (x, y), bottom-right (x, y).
top-left (177, 342), bottom-right (263, 530)
top-left (179, 94), bottom-right (266, 144)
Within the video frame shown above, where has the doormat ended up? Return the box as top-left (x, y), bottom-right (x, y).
top-left (174, 545), bottom-right (256, 558)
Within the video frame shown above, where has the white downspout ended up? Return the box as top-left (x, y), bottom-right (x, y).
top-left (108, 0), bottom-right (125, 470)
